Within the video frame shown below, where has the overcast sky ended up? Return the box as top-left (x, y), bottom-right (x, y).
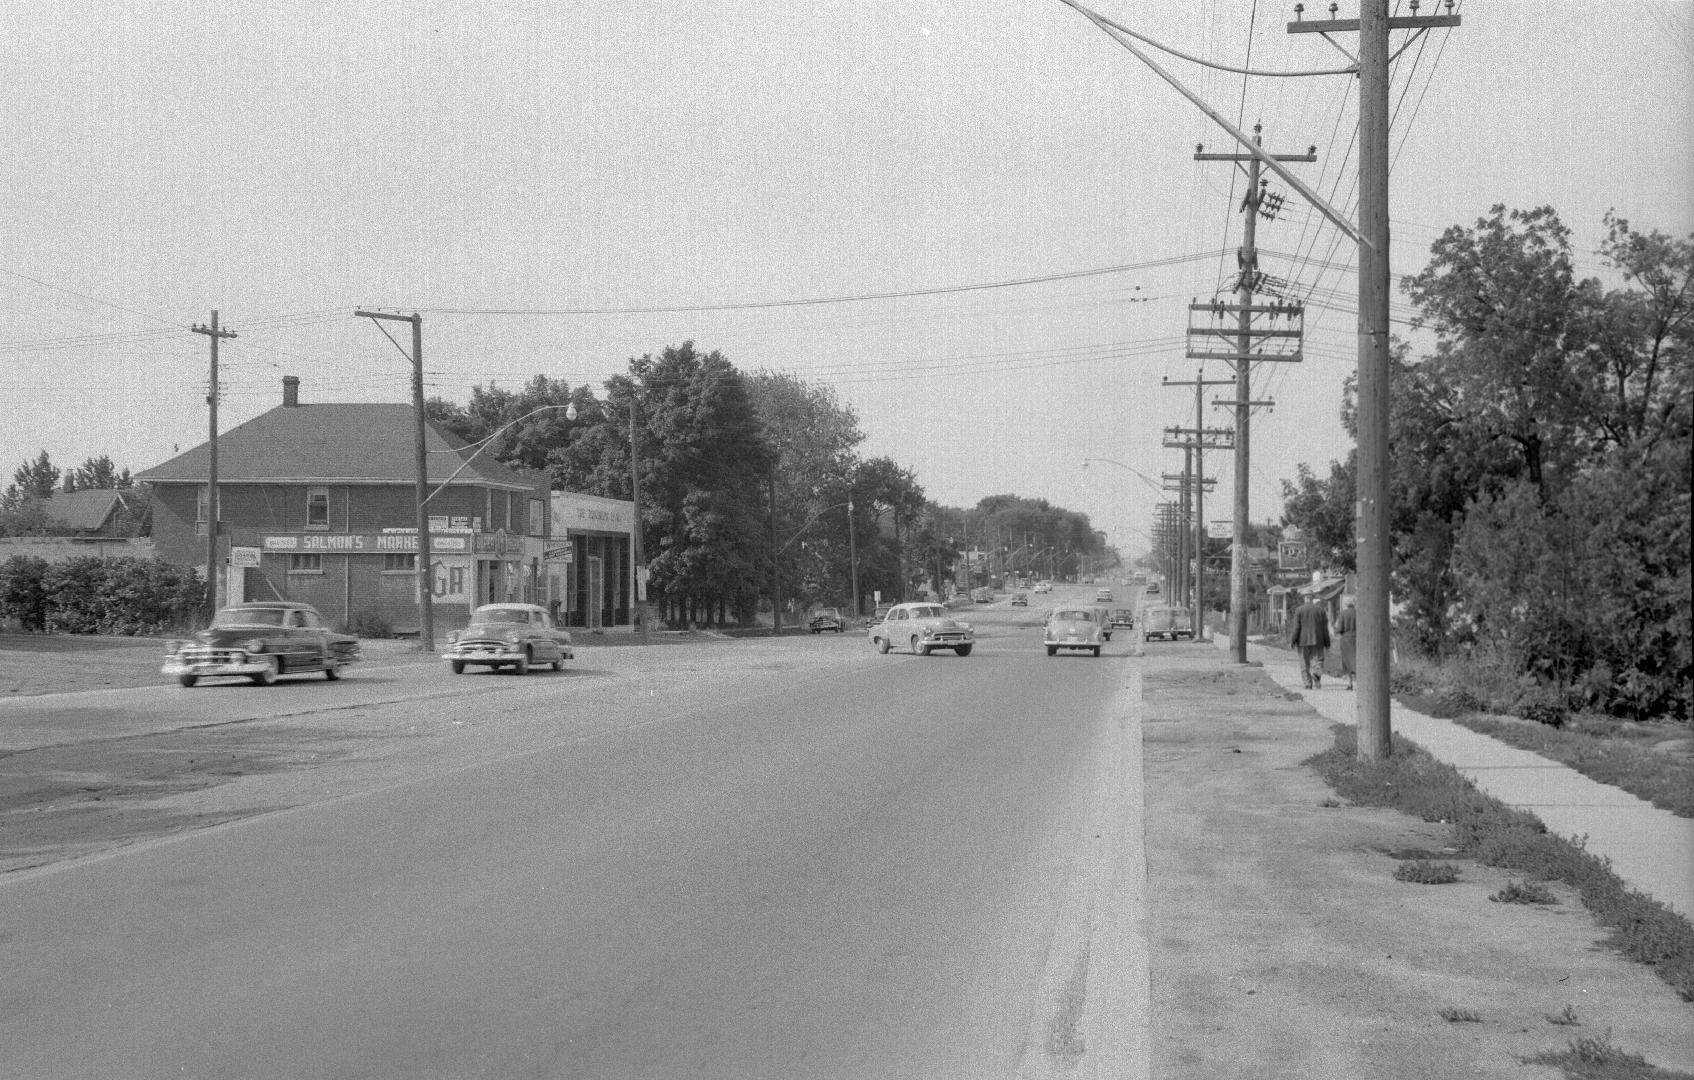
top-left (4, 2), bottom-right (1689, 558)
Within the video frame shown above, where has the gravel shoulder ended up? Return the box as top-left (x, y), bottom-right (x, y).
top-left (1140, 647), bottom-right (1693, 1078)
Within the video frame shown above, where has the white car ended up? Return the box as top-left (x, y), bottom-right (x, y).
top-left (867, 602), bottom-right (975, 656)
top-left (442, 603), bottom-right (574, 674)
top-left (1044, 607), bottom-right (1104, 657)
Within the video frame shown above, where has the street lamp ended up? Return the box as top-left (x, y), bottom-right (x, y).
top-left (1082, 457), bottom-right (1165, 495)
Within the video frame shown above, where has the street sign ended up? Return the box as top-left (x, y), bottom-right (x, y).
top-left (229, 546), bottom-right (261, 568)
top-left (543, 542), bottom-right (573, 564)
top-left (1277, 540), bottom-right (1308, 570)
top-left (1207, 520), bottom-right (1232, 540)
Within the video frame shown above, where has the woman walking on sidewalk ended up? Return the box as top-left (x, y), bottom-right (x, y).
top-left (1334, 594), bottom-right (1357, 690)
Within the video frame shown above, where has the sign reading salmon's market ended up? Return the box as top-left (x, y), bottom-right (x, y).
top-left (261, 533), bottom-right (471, 553)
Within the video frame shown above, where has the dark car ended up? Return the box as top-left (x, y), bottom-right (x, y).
top-left (1010, 592), bottom-right (1028, 607)
top-left (443, 603), bottom-right (574, 674)
top-left (808, 607), bottom-right (846, 633)
top-left (1108, 608), bottom-right (1135, 629)
top-left (163, 602), bottom-right (361, 687)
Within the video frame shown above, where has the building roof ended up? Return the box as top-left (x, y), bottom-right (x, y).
top-left (43, 489), bottom-right (129, 532)
top-left (135, 403), bottom-right (540, 491)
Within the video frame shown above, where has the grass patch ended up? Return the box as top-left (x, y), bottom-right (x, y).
top-left (1546, 1004), bottom-right (1581, 1026)
top-left (1306, 726), bottom-right (1694, 1002)
top-left (1449, 713), bottom-right (1694, 819)
top-left (1523, 1030), bottom-right (1694, 1079)
top-left (1395, 860), bottom-right (1461, 884)
top-left (1493, 879), bottom-right (1558, 906)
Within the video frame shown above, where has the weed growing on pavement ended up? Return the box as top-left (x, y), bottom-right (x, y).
top-left (1522, 1029), bottom-right (1694, 1080)
top-left (1395, 860), bottom-right (1461, 884)
top-left (1545, 1004), bottom-right (1581, 1026)
top-left (1439, 1006), bottom-right (1482, 1023)
top-left (1493, 880), bottom-right (1558, 905)
top-left (1306, 726), bottom-right (1694, 1002)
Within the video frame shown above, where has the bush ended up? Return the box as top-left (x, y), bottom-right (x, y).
top-left (1514, 683), bottom-right (1571, 729)
top-left (35, 556), bottom-right (203, 636)
top-left (348, 609), bottom-right (394, 638)
top-left (0, 555), bottom-right (51, 630)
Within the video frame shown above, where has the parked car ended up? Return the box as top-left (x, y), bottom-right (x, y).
top-left (808, 607), bottom-right (846, 633)
top-left (971, 587), bottom-right (994, 603)
top-left (1140, 604), bottom-right (1193, 642)
top-left (1033, 581), bottom-right (1052, 593)
top-left (1143, 581), bottom-right (1161, 596)
top-left (1010, 592), bottom-right (1028, 607)
top-left (442, 603), bottom-right (574, 674)
top-left (1108, 608), bottom-right (1135, 629)
top-left (868, 602), bottom-right (975, 656)
top-left (163, 602), bottom-right (361, 687)
top-left (1044, 607), bottom-right (1104, 657)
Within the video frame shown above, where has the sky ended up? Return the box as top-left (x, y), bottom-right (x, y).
top-left (4, 2), bottom-right (1690, 561)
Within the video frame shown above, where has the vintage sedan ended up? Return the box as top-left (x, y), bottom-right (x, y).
top-left (1044, 607), bottom-right (1104, 657)
top-left (867, 602), bottom-right (975, 656)
top-left (808, 607), bottom-right (846, 633)
top-left (1009, 592), bottom-right (1028, 607)
top-left (1141, 604), bottom-right (1194, 642)
top-left (163, 602), bottom-right (361, 687)
top-left (443, 603), bottom-right (574, 674)
top-left (1108, 608), bottom-right (1136, 629)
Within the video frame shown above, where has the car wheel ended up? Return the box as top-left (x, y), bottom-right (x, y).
top-left (835, 626), bottom-right (844, 633)
top-left (513, 649), bottom-right (530, 675)
top-left (875, 636), bottom-right (890, 654)
top-left (1093, 646), bottom-right (1102, 657)
top-left (955, 644), bottom-right (972, 657)
top-left (1046, 645), bottom-right (1057, 656)
top-left (250, 656), bottom-right (279, 686)
top-left (551, 654), bottom-right (564, 671)
top-left (911, 635), bottom-right (928, 656)
top-left (324, 663), bottom-right (341, 681)
top-left (177, 674), bottom-right (199, 688)
top-left (450, 659), bottom-right (466, 674)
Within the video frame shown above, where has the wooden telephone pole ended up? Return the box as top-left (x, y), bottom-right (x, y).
top-left (1163, 372), bottom-right (1234, 639)
top-left (191, 312), bottom-right (236, 615)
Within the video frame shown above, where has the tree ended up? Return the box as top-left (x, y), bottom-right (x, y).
top-left (427, 375), bottom-right (591, 473)
top-left (65, 454), bottom-right (132, 492)
top-left (3, 450), bottom-right (60, 507)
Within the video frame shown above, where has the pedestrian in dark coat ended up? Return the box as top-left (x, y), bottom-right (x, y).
top-left (1286, 595), bottom-right (1331, 689)
top-left (1334, 595), bottom-right (1358, 690)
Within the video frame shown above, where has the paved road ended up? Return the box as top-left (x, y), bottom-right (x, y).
top-left (0, 598), bottom-right (1148, 1079)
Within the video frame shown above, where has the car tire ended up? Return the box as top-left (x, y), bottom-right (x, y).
top-left (955, 644), bottom-right (972, 657)
top-left (450, 660), bottom-right (466, 674)
top-left (1046, 645), bottom-right (1057, 656)
top-left (250, 656), bottom-right (279, 686)
top-left (875, 636), bottom-right (889, 654)
top-left (324, 663), bottom-right (341, 681)
top-left (835, 626), bottom-right (843, 633)
top-left (513, 649), bottom-right (530, 676)
top-left (912, 636), bottom-right (928, 656)
top-left (177, 674), bottom-right (199, 688)
top-left (551, 655), bottom-right (564, 671)
top-left (1093, 646), bottom-right (1102, 657)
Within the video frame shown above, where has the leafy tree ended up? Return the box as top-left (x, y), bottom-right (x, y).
top-left (2, 450), bottom-right (60, 510)
top-left (427, 375), bottom-right (592, 473)
top-left (64, 454), bottom-right (132, 491)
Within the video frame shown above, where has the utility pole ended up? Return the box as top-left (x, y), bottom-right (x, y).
top-left (354, 310), bottom-right (433, 652)
top-left (1194, 125), bottom-right (1314, 662)
top-left (191, 312), bottom-right (236, 616)
top-left (1291, 0), bottom-right (1460, 760)
top-left (1164, 372), bottom-right (1233, 640)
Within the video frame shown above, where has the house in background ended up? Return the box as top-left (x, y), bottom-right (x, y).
top-left (43, 488), bottom-right (149, 538)
top-left (136, 376), bottom-right (556, 634)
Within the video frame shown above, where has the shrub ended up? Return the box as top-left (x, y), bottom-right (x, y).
top-left (1514, 683), bottom-right (1571, 729)
top-left (1491, 880), bottom-right (1557, 905)
top-left (0, 554), bottom-right (51, 630)
top-left (348, 609), bottom-right (393, 638)
top-left (38, 556), bottom-right (202, 636)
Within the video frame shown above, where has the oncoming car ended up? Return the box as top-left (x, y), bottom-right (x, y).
top-left (1108, 608), bottom-right (1135, 629)
top-left (1010, 592), bottom-right (1028, 607)
top-left (867, 602), bottom-right (975, 656)
top-left (808, 607), bottom-right (846, 633)
top-left (1044, 607), bottom-right (1104, 657)
top-left (163, 602), bottom-right (361, 687)
top-left (442, 603), bottom-right (574, 674)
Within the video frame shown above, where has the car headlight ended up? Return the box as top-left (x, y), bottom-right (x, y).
top-left (446, 631), bottom-right (460, 644)
top-left (244, 638), bottom-right (268, 653)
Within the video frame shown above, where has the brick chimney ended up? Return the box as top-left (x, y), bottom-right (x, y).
top-left (282, 376), bottom-right (300, 407)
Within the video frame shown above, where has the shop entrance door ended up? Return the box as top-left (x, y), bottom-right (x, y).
top-left (587, 555), bottom-right (604, 631)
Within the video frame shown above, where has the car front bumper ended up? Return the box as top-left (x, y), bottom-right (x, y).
top-left (162, 648), bottom-right (272, 678)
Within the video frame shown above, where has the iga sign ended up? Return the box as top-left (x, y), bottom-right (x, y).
top-left (1277, 540), bottom-right (1308, 570)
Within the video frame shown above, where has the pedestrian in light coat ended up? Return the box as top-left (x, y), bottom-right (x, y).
top-left (1287, 594), bottom-right (1331, 689)
top-left (1334, 594), bottom-right (1358, 690)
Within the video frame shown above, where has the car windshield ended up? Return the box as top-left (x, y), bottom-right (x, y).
top-left (475, 607), bottom-right (534, 624)
top-left (211, 608), bottom-right (287, 628)
top-left (910, 606), bottom-right (945, 619)
top-left (1053, 609), bottom-right (1094, 622)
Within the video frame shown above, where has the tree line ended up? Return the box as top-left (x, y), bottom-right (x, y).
top-left (427, 342), bottom-right (1109, 628)
top-left (1282, 207), bottom-right (1691, 721)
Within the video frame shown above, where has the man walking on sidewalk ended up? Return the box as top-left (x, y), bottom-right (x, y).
top-left (1287, 593), bottom-right (1331, 689)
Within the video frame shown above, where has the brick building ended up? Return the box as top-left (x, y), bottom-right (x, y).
top-left (136, 376), bottom-right (556, 634)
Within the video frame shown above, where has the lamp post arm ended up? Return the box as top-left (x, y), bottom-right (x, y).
top-left (425, 404), bottom-right (573, 505)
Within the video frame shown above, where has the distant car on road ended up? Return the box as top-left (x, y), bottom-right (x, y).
top-left (1010, 592), bottom-right (1028, 606)
top-left (1108, 608), bottom-right (1135, 629)
top-left (1044, 607), bottom-right (1104, 657)
top-left (808, 607), bottom-right (846, 633)
top-left (442, 603), bottom-right (574, 674)
top-left (1034, 581), bottom-right (1053, 593)
top-left (971, 588), bottom-right (994, 603)
top-left (868, 602), bottom-right (975, 656)
top-left (1143, 581), bottom-right (1160, 596)
top-left (163, 602), bottom-right (361, 687)
top-left (1140, 604), bottom-right (1193, 642)
top-left (1094, 588), bottom-right (1114, 604)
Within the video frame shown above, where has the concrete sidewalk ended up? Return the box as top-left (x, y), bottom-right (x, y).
top-left (1219, 635), bottom-right (1694, 920)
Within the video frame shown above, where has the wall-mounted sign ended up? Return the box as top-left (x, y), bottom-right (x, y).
top-left (230, 546), bottom-right (261, 568)
top-left (261, 533), bottom-right (471, 553)
top-left (1277, 540), bottom-right (1308, 570)
top-left (1207, 520), bottom-right (1233, 540)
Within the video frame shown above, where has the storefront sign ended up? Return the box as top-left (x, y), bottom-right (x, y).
top-left (261, 533), bottom-right (471, 553)
top-left (552, 492), bottom-right (633, 535)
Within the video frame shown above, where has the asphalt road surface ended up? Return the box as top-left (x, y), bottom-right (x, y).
top-left (0, 592), bottom-right (1149, 1079)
